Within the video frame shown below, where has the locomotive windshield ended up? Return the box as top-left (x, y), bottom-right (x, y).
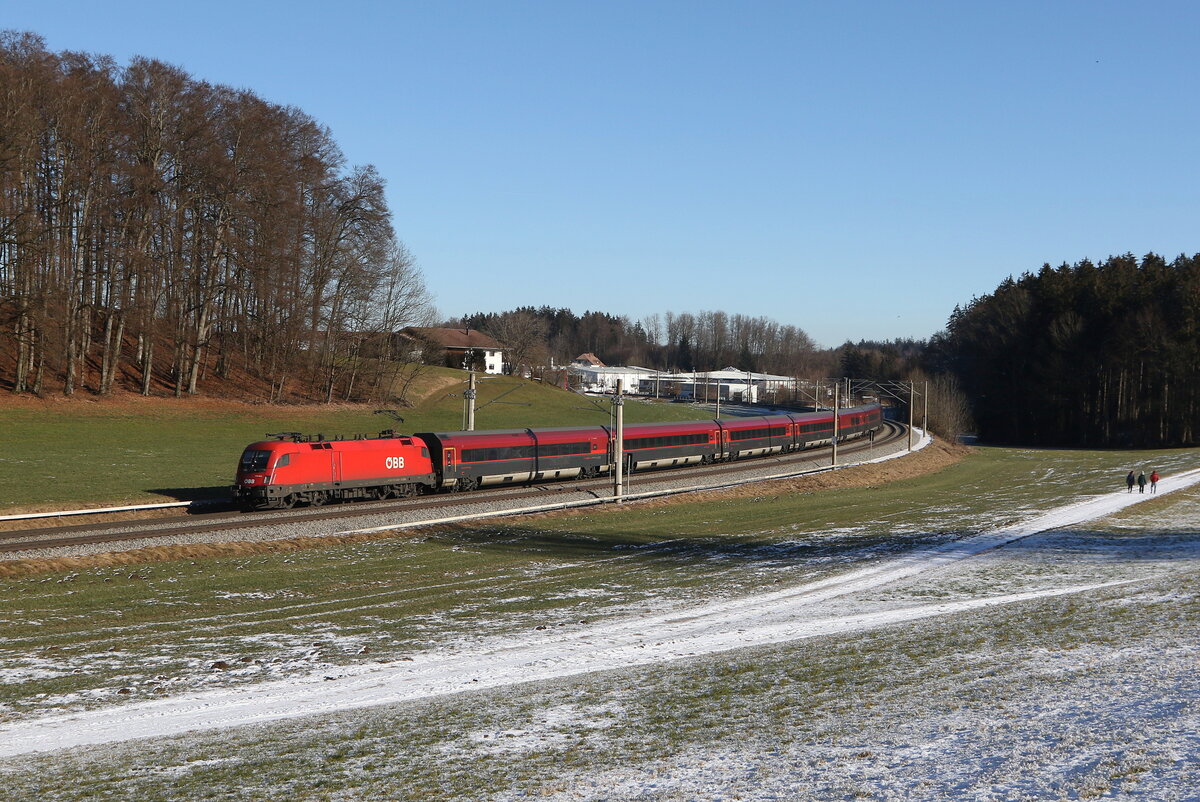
top-left (239, 449), bottom-right (271, 472)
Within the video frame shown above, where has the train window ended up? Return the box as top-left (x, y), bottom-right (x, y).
top-left (540, 442), bottom-right (591, 457)
top-left (625, 433), bottom-right (709, 450)
top-left (462, 445), bottom-right (536, 462)
top-left (422, 448), bottom-right (429, 457)
top-left (730, 426), bottom-right (787, 441)
top-left (274, 453), bottom-right (291, 468)
top-left (240, 449), bottom-right (271, 472)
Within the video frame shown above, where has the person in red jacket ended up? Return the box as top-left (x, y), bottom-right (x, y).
top-left (1150, 470), bottom-right (1160, 493)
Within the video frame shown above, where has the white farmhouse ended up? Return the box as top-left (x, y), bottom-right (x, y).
top-left (401, 327), bottom-right (508, 374)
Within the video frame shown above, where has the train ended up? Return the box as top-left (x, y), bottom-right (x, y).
top-left (232, 403), bottom-right (884, 511)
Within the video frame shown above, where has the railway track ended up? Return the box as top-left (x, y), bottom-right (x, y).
top-left (0, 420), bottom-right (909, 557)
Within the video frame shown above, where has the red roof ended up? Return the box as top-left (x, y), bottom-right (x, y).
top-left (573, 352), bottom-right (606, 366)
top-left (402, 327), bottom-right (507, 350)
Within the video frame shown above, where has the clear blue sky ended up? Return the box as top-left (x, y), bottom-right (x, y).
top-left (5, 1), bottom-right (1198, 347)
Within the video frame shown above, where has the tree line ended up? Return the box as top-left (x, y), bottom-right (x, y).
top-left (8, 36), bottom-right (1182, 448)
top-left (451, 307), bottom-right (829, 377)
top-left (0, 32), bottom-right (432, 401)
top-left (450, 306), bottom-right (977, 436)
top-left (932, 252), bottom-right (1200, 447)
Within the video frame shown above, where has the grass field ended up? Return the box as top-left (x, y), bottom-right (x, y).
top-left (1, 443), bottom-right (1194, 719)
top-left (521, 441), bottom-right (1195, 540)
top-left (0, 369), bottom-right (713, 512)
top-left (4, 387), bottom-right (1199, 799)
top-left (1, 443), bottom-right (1199, 798)
top-left (18, 571), bottom-right (1188, 802)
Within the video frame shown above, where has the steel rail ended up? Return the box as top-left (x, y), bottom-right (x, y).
top-left (0, 421), bottom-right (909, 556)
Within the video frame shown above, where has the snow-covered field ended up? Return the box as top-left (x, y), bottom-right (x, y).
top-left (2, 447), bottom-right (1199, 800)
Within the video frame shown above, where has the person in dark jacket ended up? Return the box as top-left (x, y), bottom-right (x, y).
top-left (1126, 471), bottom-right (1136, 492)
top-left (1137, 471), bottom-right (1147, 493)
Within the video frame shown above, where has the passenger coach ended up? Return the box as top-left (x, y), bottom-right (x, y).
top-left (416, 427), bottom-right (611, 491)
top-left (615, 420), bottom-right (720, 471)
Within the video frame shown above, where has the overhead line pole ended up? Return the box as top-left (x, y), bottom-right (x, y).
top-left (908, 381), bottom-right (915, 451)
top-left (614, 379), bottom-right (625, 501)
top-left (923, 379), bottom-right (929, 437)
top-left (464, 371), bottom-right (477, 431)
top-left (832, 380), bottom-right (840, 466)
top-left (873, 379), bottom-right (920, 451)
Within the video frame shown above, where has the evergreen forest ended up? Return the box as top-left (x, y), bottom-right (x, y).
top-left (932, 253), bottom-right (1200, 447)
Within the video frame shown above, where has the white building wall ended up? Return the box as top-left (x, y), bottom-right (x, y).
top-left (570, 366), bottom-right (656, 393)
top-left (484, 349), bottom-right (503, 374)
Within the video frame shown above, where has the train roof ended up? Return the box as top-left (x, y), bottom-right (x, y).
top-left (412, 404), bottom-right (879, 445)
top-left (619, 420), bottom-right (721, 434)
top-left (416, 426), bottom-right (610, 442)
top-left (244, 434), bottom-right (422, 451)
top-left (716, 414), bottom-right (791, 427)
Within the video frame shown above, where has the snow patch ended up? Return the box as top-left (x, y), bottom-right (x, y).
top-left (2, 460), bottom-right (1198, 760)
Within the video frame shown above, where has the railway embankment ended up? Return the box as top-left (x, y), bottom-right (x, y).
top-left (0, 425), bottom-right (953, 575)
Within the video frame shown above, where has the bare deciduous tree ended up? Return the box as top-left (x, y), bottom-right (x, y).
top-left (0, 34), bottom-right (434, 402)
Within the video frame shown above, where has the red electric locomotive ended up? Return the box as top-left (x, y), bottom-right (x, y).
top-left (233, 431), bottom-right (437, 510)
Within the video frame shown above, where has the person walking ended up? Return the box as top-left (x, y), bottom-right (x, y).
top-left (1126, 471), bottom-right (1136, 492)
top-left (1151, 470), bottom-right (1160, 493)
top-left (1137, 471), bottom-right (1147, 493)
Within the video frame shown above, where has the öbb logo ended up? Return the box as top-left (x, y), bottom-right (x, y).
top-left (385, 456), bottom-right (405, 470)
